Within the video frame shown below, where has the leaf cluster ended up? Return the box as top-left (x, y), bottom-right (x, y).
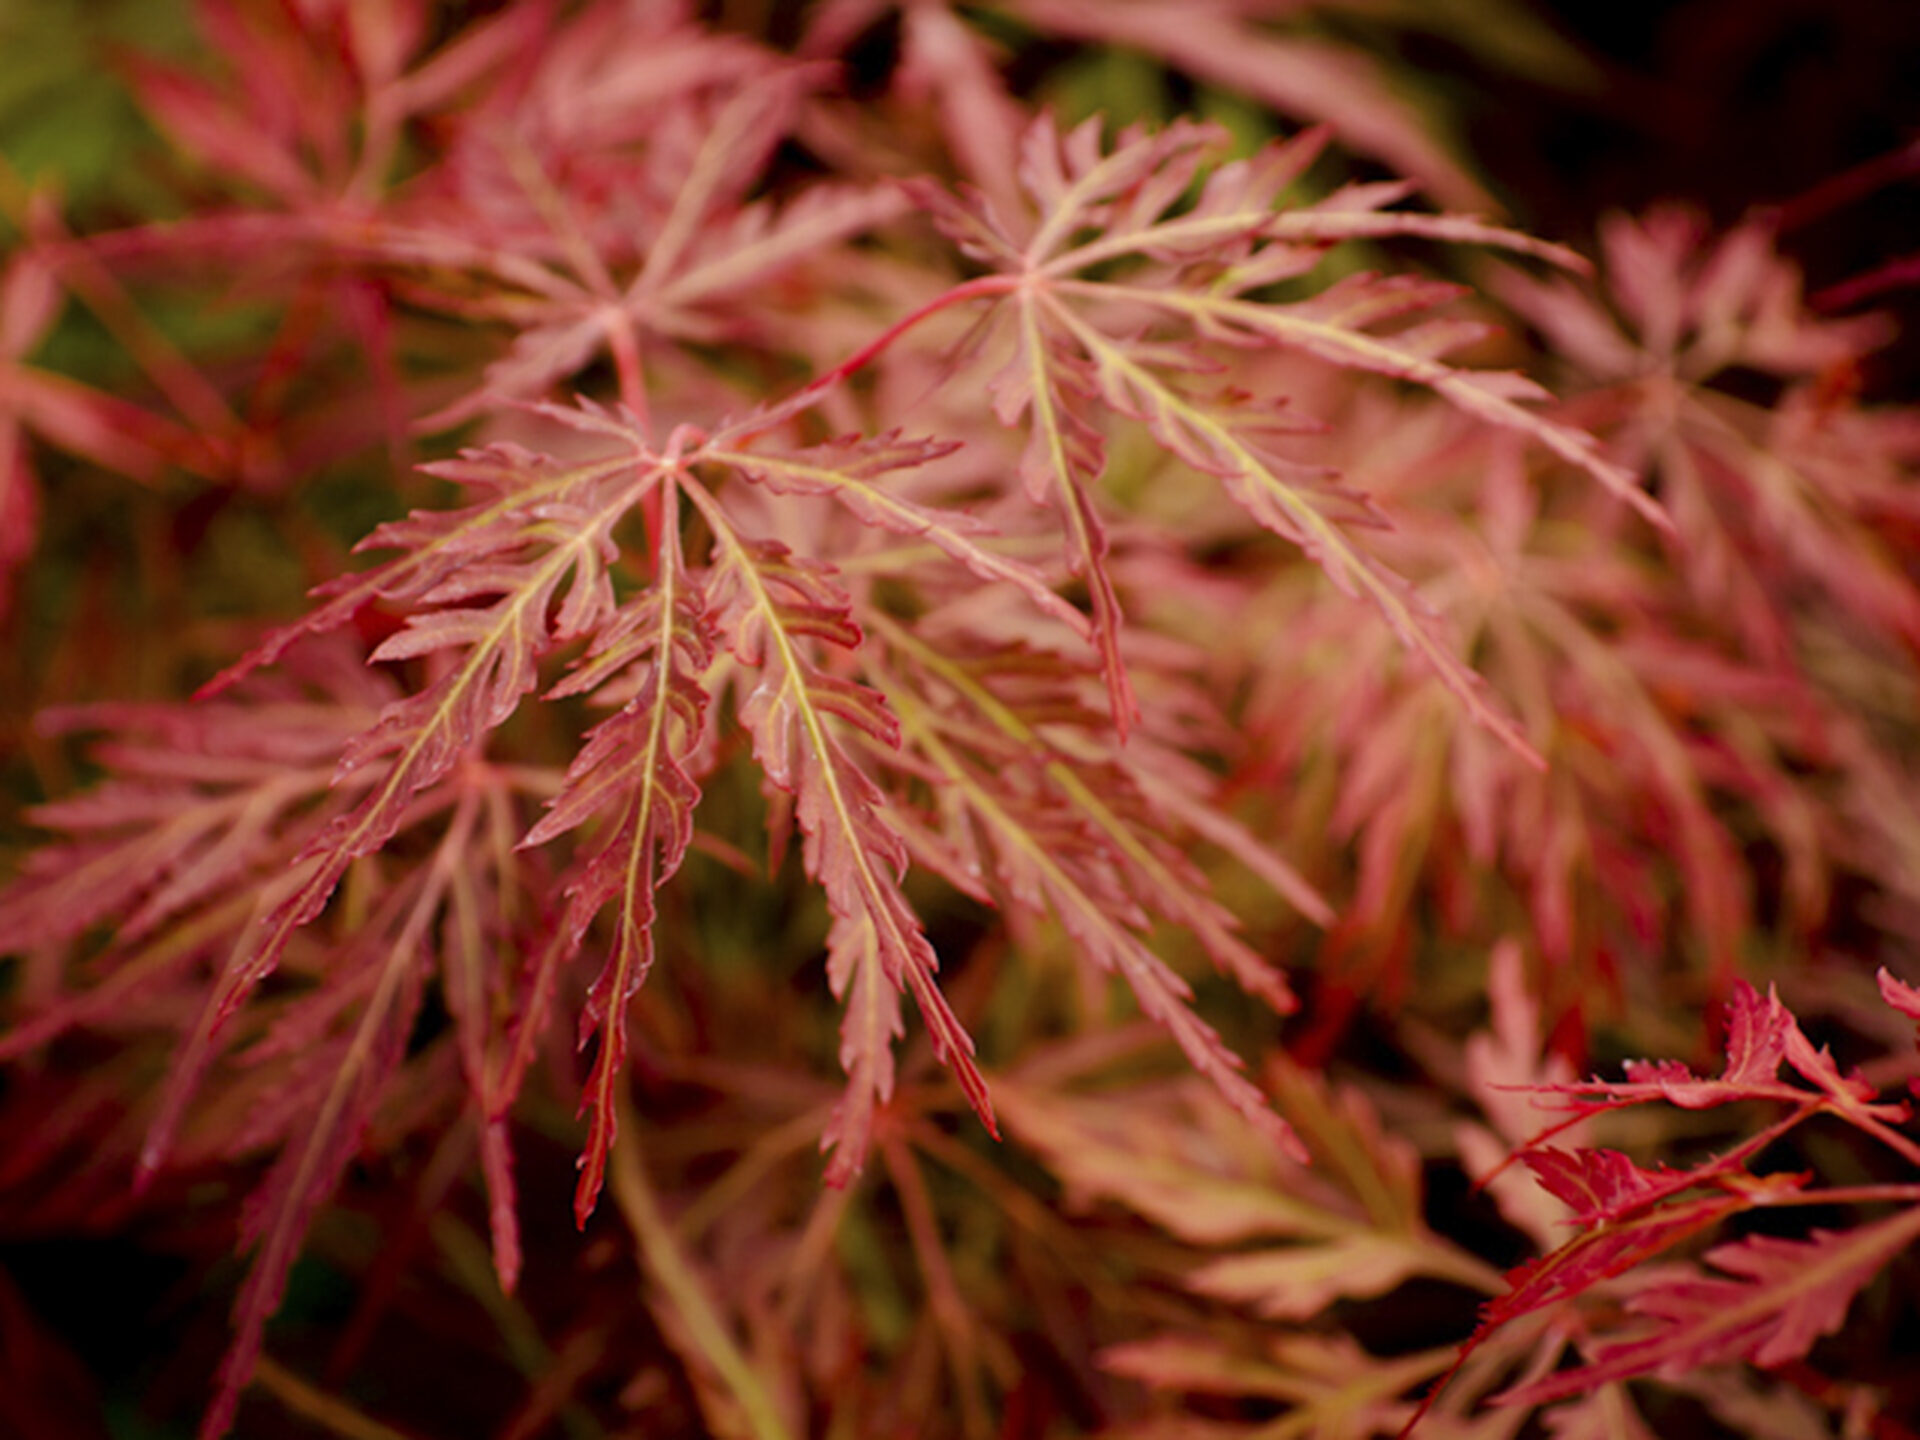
top-left (2, 3), bottom-right (1918, 1438)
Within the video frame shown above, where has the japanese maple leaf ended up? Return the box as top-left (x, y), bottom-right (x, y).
top-left (910, 112), bottom-right (1656, 750)
top-left (695, 505), bottom-right (995, 1185)
top-left (1415, 976), bottom-right (1920, 1435)
top-left (1493, 205), bottom-right (1920, 661)
top-left (517, 495), bottom-right (715, 1224)
top-left (1532, 980), bottom-right (1913, 1144)
top-left (404, 45), bottom-right (906, 431)
top-left (1498, 1210), bottom-right (1920, 1407)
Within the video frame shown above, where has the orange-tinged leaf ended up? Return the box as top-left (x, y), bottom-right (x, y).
top-left (1188, 1233), bottom-right (1435, 1320)
top-left (1101, 1330), bottom-right (1435, 1427)
top-left (996, 1077), bottom-right (1321, 1246)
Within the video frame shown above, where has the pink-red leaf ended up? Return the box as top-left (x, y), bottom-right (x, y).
top-left (1533, 982), bottom-right (1908, 1130)
top-left (1497, 1209), bottom-right (1920, 1407)
top-left (522, 509), bottom-right (714, 1224)
top-left (708, 428), bottom-right (1092, 641)
top-left (696, 498), bottom-right (995, 1182)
